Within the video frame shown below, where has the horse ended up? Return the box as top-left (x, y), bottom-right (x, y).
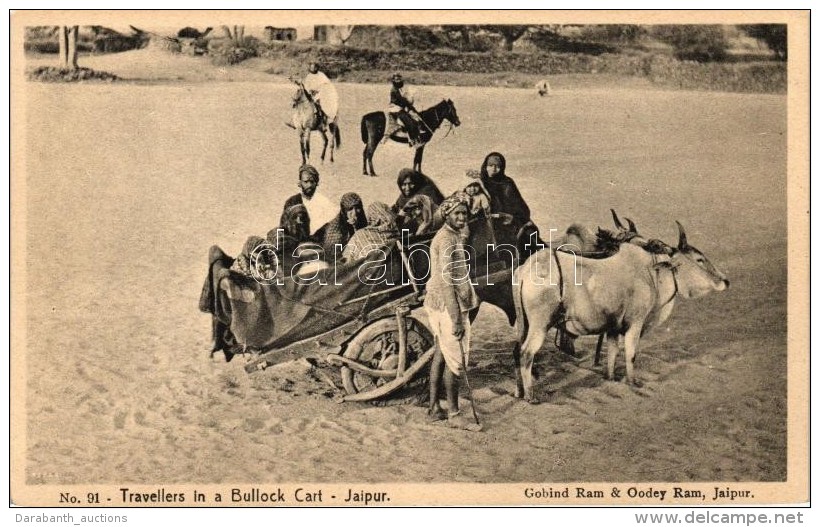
top-left (360, 99), bottom-right (460, 177)
top-left (287, 81), bottom-right (341, 166)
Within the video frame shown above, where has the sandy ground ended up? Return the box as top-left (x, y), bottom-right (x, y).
top-left (20, 49), bottom-right (787, 486)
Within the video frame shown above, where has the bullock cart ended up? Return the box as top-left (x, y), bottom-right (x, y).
top-left (201, 222), bottom-right (515, 403)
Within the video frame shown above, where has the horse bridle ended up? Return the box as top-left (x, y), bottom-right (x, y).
top-left (438, 103), bottom-right (457, 138)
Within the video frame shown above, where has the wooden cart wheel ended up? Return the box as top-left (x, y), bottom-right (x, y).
top-left (341, 316), bottom-right (434, 397)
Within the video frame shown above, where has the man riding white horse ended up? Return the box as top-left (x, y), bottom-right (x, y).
top-left (384, 73), bottom-right (422, 147)
top-left (302, 61), bottom-right (338, 126)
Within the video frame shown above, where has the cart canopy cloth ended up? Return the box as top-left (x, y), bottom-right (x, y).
top-left (199, 243), bottom-right (417, 352)
top-left (199, 224), bottom-right (517, 356)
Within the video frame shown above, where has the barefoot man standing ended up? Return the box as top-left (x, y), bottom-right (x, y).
top-left (425, 192), bottom-right (482, 431)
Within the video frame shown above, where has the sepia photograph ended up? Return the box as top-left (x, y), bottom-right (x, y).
top-left (9, 9), bottom-right (809, 508)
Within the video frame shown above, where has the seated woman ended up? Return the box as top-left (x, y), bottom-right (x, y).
top-left (392, 167), bottom-right (445, 219)
top-left (399, 194), bottom-right (443, 236)
top-left (479, 152), bottom-right (542, 258)
top-left (267, 204), bottom-right (327, 278)
top-left (230, 235), bottom-right (276, 281)
top-left (314, 192), bottom-right (368, 259)
top-left (342, 202), bottom-right (400, 262)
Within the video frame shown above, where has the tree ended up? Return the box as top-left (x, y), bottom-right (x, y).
top-left (741, 24), bottom-right (787, 60)
top-left (480, 25), bottom-right (529, 51)
top-left (442, 25), bottom-right (473, 50)
top-left (652, 25), bottom-right (729, 62)
top-left (58, 25), bottom-right (79, 70)
top-left (336, 25), bottom-right (354, 47)
top-left (222, 25), bottom-right (245, 45)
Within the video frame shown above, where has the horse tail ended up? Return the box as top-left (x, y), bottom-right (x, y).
top-left (331, 122), bottom-right (341, 149)
top-left (360, 116), bottom-right (368, 144)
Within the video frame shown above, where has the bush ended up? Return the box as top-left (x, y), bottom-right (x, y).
top-left (25, 39), bottom-right (94, 54)
top-left (524, 28), bottom-right (616, 55)
top-left (258, 41), bottom-right (785, 94)
top-left (652, 25), bottom-right (729, 63)
top-left (396, 25), bottom-right (442, 50)
top-left (210, 37), bottom-right (259, 66)
top-left (643, 54), bottom-right (785, 93)
top-left (26, 66), bottom-right (119, 83)
top-left (577, 25), bottom-right (649, 44)
top-left (740, 24), bottom-right (787, 60)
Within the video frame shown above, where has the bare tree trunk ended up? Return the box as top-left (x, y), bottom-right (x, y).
top-left (337, 25), bottom-right (354, 46)
top-left (58, 26), bottom-right (79, 69)
top-left (460, 27), bottom-right (471, 48)
top-left (68, 26), bottom-right (79, 69)
top-left (58, 26), bottom-right (68, 67)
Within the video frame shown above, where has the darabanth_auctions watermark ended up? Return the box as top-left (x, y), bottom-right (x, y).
top-left (248, 228), bottom-right (585, 287)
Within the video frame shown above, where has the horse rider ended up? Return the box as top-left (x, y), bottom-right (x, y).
top-left (302, 61), bottom-right (338, 125)
top-left (384, 73), bottom-right (421, 147)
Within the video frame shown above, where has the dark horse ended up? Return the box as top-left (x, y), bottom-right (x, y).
top-left (360, 99), bottom-right (460, 177)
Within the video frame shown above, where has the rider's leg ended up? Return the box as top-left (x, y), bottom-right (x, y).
top-left (383, 113), bottom-right (399, 143)
top-left (398, 111), bottom-right (418, 146)
top-left (315, 101), bottom-right (326, 124)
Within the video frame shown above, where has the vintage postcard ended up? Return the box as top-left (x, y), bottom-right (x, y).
top-left (9, 9), bottom-right (809, 508)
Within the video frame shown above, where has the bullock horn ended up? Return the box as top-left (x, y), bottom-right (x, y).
top-left (610, 209), bottom-right (625, 230)
top-left (676, 221), bottom-right (688, 249)
top-left (625, 217), bottom-right (638, 234)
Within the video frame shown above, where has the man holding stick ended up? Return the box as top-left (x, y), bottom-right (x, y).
top-left (425, 192), bottom-right (482, 432)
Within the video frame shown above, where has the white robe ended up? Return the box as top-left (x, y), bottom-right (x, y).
top-left (303, 71), bottom-right (338, 122)
top-left (302, 191), bottom-right (336, 235)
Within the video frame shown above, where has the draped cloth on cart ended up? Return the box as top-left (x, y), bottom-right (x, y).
top-left (199, 223), bottom-right (518, 361)
top-left (199, 244), bottom-right (415, 354)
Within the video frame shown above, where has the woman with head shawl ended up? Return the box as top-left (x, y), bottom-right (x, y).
top-left (392, 168), bottom-right (445, 215)
top-left (397, 194), bottom-right (443, 236)
top-left (425, 192), bottom-right (481, 431)
top-left (479, 152), bottom-right (541, 258)
top-left (267, 204), bottom-right (320, 276)
top-left (315, 192), bottom-right (368, 259)
top-left (342, 202), bottom-right (399, 262)
top-left (231, 235), bottom-right (276, 280)
top-left (464, 169), bottom-right (492, 219)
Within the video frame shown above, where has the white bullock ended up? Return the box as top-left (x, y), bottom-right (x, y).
top-left (512, 222), bottom-right (729, 403)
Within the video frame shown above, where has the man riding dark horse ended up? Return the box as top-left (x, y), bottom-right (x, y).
top-left (385, 73), bottom-right (423, 147)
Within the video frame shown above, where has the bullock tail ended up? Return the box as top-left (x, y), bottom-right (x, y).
top-left (512, 267), bottom-right (529, 344)
top-left (511, 266), bottom-right (528, 397)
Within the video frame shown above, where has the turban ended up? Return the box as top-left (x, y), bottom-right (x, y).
top-left (439, 191), bottom-right (471, 217)
top-left (298, 164), bottom-right (320, 182)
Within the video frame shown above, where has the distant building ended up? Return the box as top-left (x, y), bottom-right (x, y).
top-left (313, 25), bottom-right (355, 45)
top-left (264, 26), bottom-right (296, 41)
